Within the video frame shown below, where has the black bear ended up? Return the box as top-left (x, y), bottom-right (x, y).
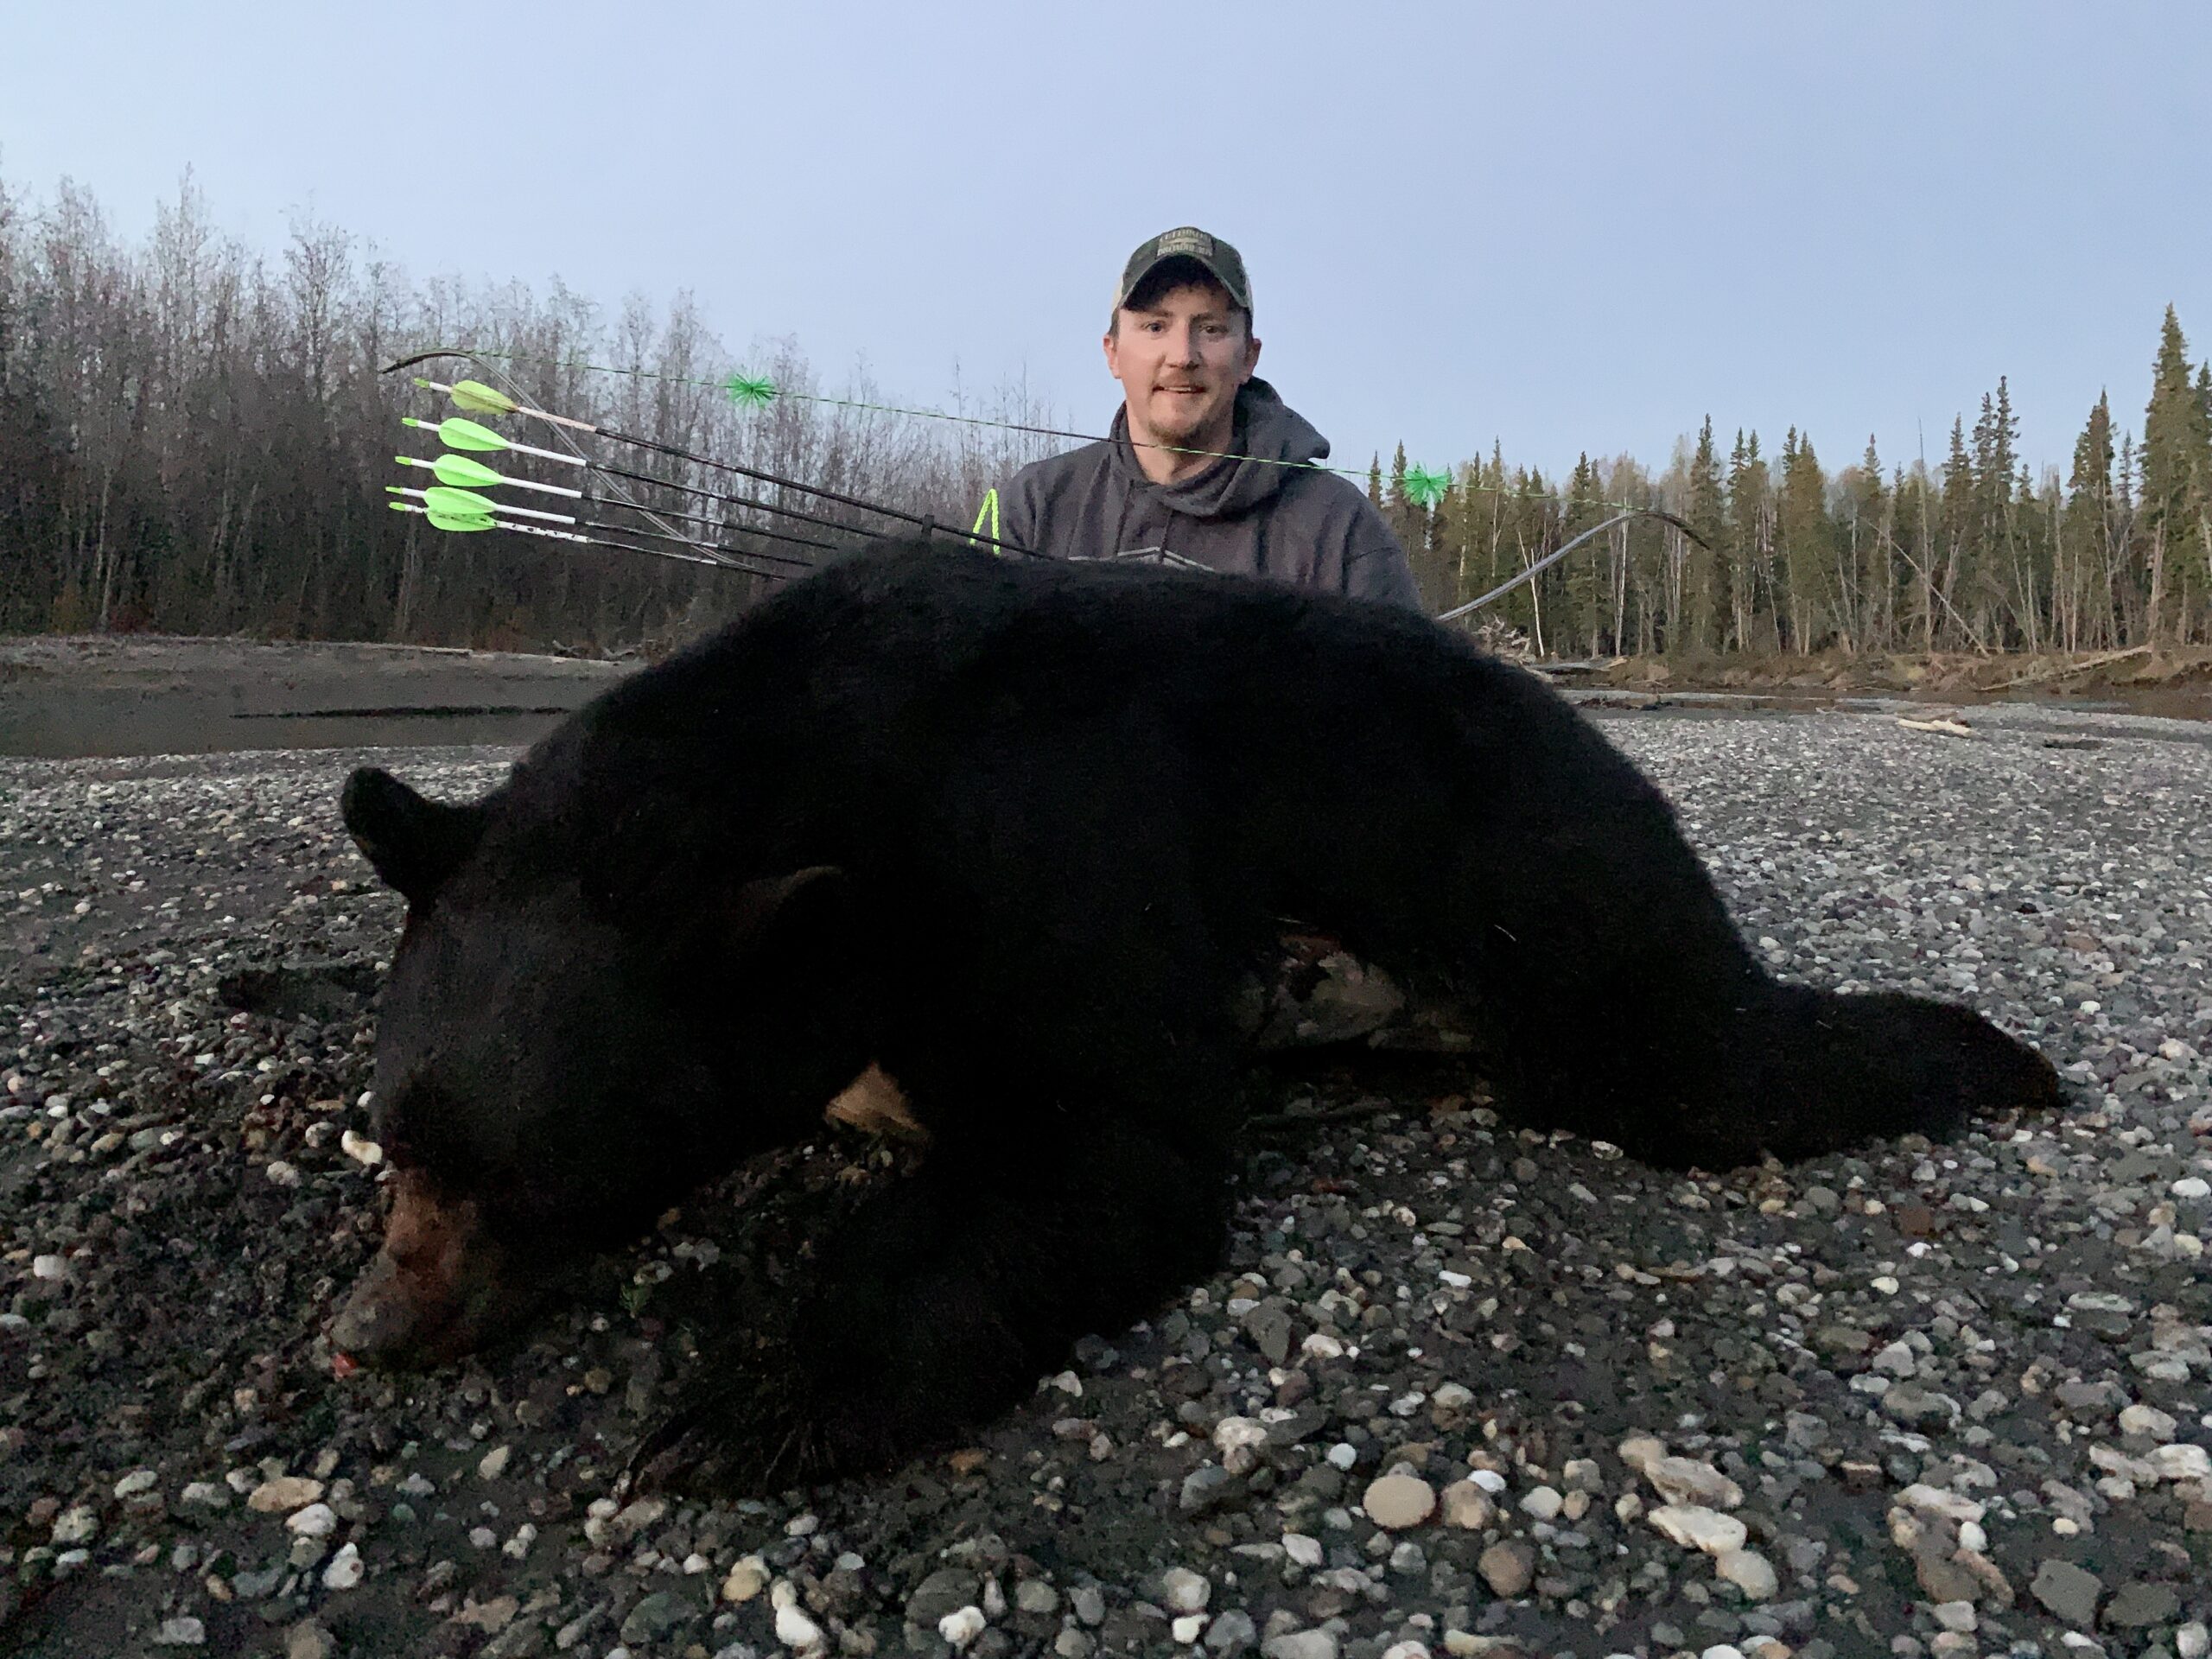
top-left (330, 537), bottom-right (2061, 1491)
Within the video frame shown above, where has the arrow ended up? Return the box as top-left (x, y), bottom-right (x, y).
top-left (388, 500), bottom-right (795, 579)
top-left (393, 361), bottom-right (1037, 557)
top-left (394, 454), bottom-right (583, 499)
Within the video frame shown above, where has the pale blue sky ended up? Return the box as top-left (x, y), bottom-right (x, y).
top-left (4, 2), bottom-right (2207, 483)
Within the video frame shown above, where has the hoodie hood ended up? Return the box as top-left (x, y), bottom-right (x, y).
top-left (1109, 378), bottom-right (1331, 520)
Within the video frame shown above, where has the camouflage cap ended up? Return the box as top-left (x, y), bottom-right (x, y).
top-left (1114, 226), bottom-right (1253, 315)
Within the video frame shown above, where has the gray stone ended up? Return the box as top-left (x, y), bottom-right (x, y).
top-left (1181, 1464), bottom-right (1243, 1515)
top-left (2106, 1581), bottom-right (2182, 1629)
top-left (1262, 1632), bottom-right (1338, 1659)
top-left (907, 1568), bottom-right (982, 1629)
top-left (1206, 1611), bottom-right (1258, 1655)
top-left (1880, 1383), bottom-right (1961, 1430)
top-left (2030, 1558), bottom-right (2102, 1626)
top-left (620, 1590), bottom-right (702, 1645)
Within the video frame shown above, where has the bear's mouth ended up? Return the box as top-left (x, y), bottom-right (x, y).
top-left (330, 1170), bottom-right (532, 1369)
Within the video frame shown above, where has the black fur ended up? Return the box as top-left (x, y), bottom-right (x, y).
top-left (339, 537), bottom-right (2062, 1491)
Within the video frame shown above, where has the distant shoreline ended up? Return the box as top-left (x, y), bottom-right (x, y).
top-left (3, 634), bottom-right (2207, 760)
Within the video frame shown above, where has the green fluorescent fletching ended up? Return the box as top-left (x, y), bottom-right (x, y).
top-left (435, 416), bottom-right (509, 453)
top-left (725, 372), bottom-right (777, 410)
top-left (423, 486), bottom-right (499, 517)
top-left (448, 378), bottom-right (518, 416)
top-left (429, 454), bottom-right (505, 489)
top-left (1403, 465), bottom-right (1451, 508)
top-left (426, 507), bottom-right (495, 533)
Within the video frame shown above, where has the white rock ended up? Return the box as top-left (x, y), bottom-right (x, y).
top-left (2152, 1442), bottom-right (2212, 1481)
top-left (2173, 1177), bottom-right (2210, 1199)
top-left (264, 1160), bottom-right (301, 1186)
top-left (287, 1503), bottom-right (338, 1537)
top-left (1698, 1648), bottom-right (1745, 1659)
top-left (340, 1128), bottom-right (382, 1166)
top-left (1647, 1504), bottom-right (1748, 1555)
top-left (1519, 1485), bottom-right (1562, 1521)
top-left (50, 1506), bottom-right (97, 1545)
top-left (2119, 1403), bottom-right (2178, 1439)
top-left (1325, 1443), bottom-right (1357, 1471)
top-left (321, 1541), bottom-right (363, 1590)
top-left (153, 1618), bottom-right (207, 1646)
top-left (1714, 1548), bottom-right (1777, 1600)
top-left (1872, 1340), bottom-right (1918, 1376)
top-left (2175, 1621), bottom-right (2208, 1659)
top-left (1160, 1567), bottom-right (1211, 1613)
top-left (778, 1600), bottom-right (826, 1649)
top-left (1616, 1433), bottom-right (1665, 1472)
top-left (30, 1255), bottom-right (66, 1281)
top-left (1644, 1456), bottom-right (1745, 1510)
top-left (112, 1468), bottom-right (158, 1499)
top-left (1430, 1382), bottom-right (1473, 1410)
top-left (1300, 1332), bottom-right (1344, 1360)
top-left (1931, 1601), bottom-right (1978, 1633)
top-left (1467, 1468), bottom-right (1507, 1494)
top-left (1282, 1532), bottom-right (1324, 1568)
top-left (938, 1606), bottom-right (987, 1648)
top-left (1173, 1614), bottom-right (1209, 1644)
top-left (477, 1444), bottom-right (512, 1480)
top-left (179, 1482), bottom-right (228, 1510)
top-left (1262, 1633), bottom-right (1339, 1659)
top-left (1213, 1418), bottom-right (1269, 1454)
top-left (1897, 1483), bottom-right (1986, 1524)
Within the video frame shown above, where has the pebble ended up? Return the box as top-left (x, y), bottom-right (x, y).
top-left (1282, 1532), bottom-right (1324, 1568)
top-left (154, 1618), bottom-right (207, 1646)
top-left (1476, 1541), bottom-right (1535, 1598)
top-left (1713, 1548), bottom-right (1777, 1600)
top-left (50, 1505), bottom-right (97, 1545)
top-left (1173, 1614), bottom-right (1209, 1644)
top-left (247, 1475), bottom-right (324, 1513)
top-left (1642, 1455), bottom-right (1744, 1510)
top-left (1362, 1473), bottom-right (1436, 1529)
top-left (1160, 1567), bottom-right (1211, 1613)
top-left (775, 1600), bottom-right (826, 1650)
top-left (112, 1468), bottom-right (158, 1499)
top-left (723, 1556), bottom-right (769, 1603)
top-left (938, 1606), bottom-right (987, 1648)
top-left (1261, 1632), bottom-right (1338, 1659)
top-left (477, 1443), bottom-right (512, 1479)
top-left (1440, 1481), bottom-right (1495, 1529)
top-left (2105, 1581), bottom-right (2182, 1627)
top-left (2030, 1558), bottom-right (2102, 1625)
top-left (1518, 1484), bottom-right (1562, 1521)
top-left (1206, 1611), bottom-right (1258, 1655)
top-left (1647, 1505), bottom-right (1748, 1555)
top-left (321, 1542), bottom-right (363, 1590)
top-left (285, 1503), bottom-right (338, 1537)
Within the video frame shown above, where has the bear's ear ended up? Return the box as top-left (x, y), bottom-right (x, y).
top-left (341, 767), bottom-right (486, 906)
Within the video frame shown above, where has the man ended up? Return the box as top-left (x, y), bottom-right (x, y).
top-left (1002, 227), bottom-right (1421, 609)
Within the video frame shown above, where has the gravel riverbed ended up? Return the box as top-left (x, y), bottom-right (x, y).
top-left (1, 708), bottom-right (2208, 1659)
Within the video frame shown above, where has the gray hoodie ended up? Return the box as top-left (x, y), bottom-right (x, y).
top-left (1001, 379), bottom-right (1422, 610)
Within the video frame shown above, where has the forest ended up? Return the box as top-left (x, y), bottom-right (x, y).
top-left (3, 174), bottom-right (2209, 658)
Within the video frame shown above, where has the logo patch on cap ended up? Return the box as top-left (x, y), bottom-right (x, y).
top-left (1154, 228), bottom-right (1215, 259)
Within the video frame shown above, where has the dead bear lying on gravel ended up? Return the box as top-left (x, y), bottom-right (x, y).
top-left (330, 537), bottom-right (2062, 1492)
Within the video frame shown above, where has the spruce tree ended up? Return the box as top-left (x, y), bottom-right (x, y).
top-left (1684, 417), bottom-right (1726, 654)
top-left (2142, 307), bottom-right (2211, 641)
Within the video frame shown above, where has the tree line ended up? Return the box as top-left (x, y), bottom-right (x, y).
top-left (1382, 313), bottom-right (2212, 658)
top-left (3, 172), bottom-right (2208, 658)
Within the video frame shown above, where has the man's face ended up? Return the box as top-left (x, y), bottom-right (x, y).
top-left (1103, 280), bottom-right (1262, 452)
